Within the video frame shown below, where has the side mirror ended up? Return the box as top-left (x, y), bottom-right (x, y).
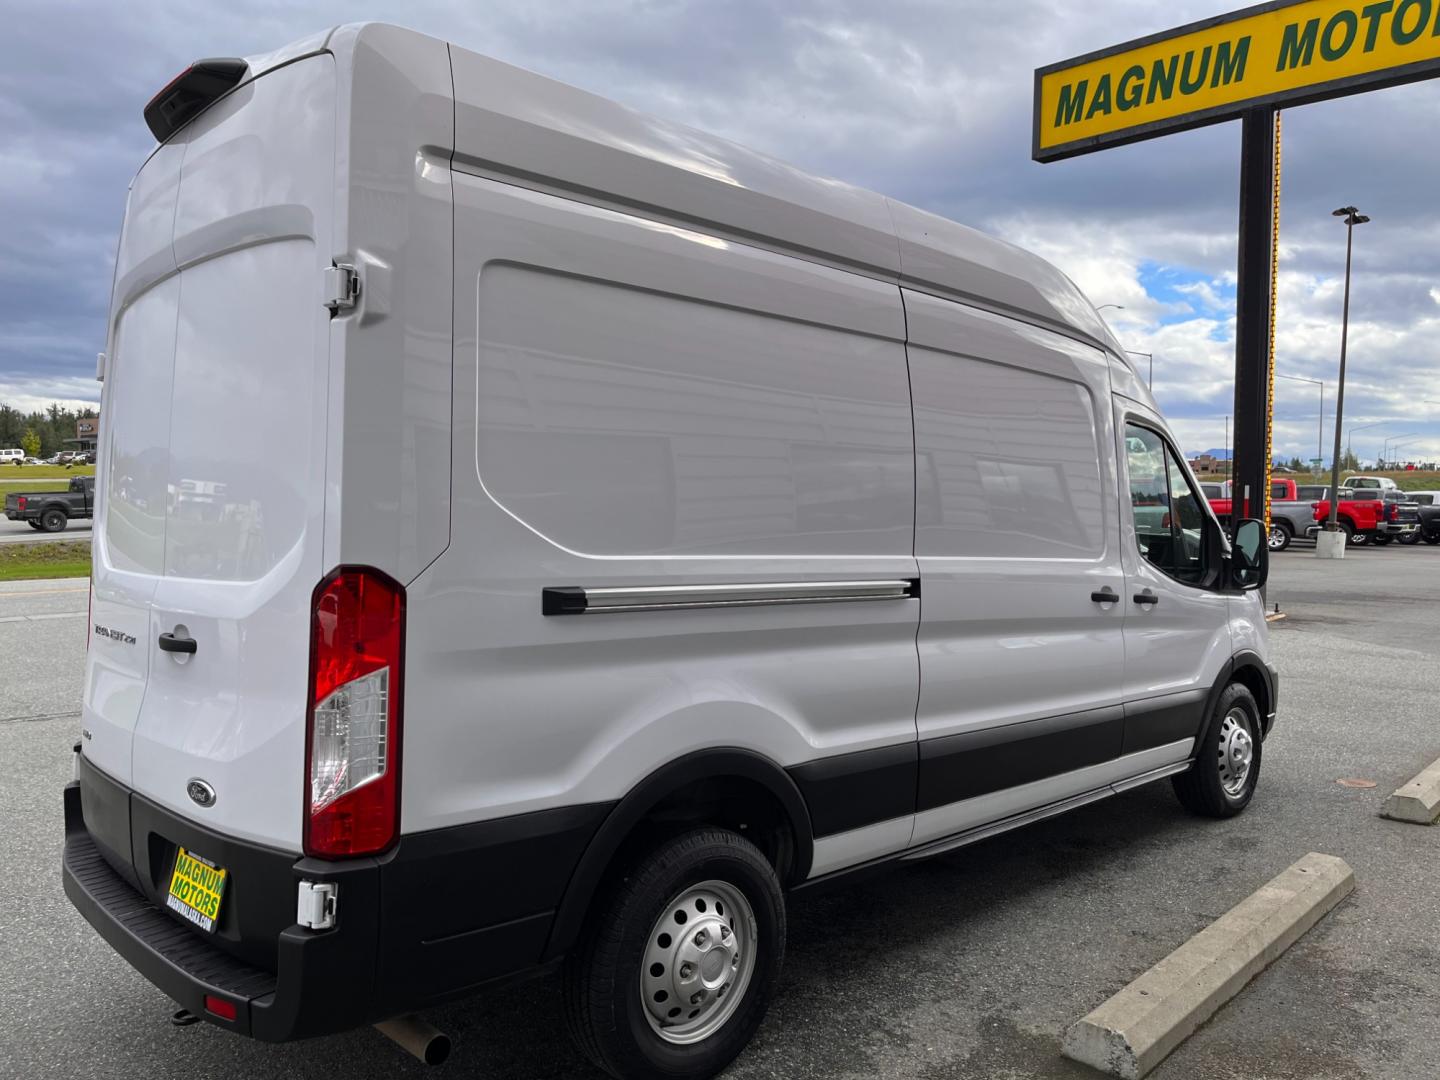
top-left (1230, 518), bottom-right (1268, 591)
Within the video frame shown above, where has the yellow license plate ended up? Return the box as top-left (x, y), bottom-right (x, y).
top-left (165, 847), bottom-right (228, 933)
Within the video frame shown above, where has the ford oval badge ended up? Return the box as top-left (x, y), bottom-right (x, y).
top-left (187, 779), bottom-right (217, 808)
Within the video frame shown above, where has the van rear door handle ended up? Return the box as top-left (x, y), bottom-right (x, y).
top-left (158, 632), bottom-right (197, 654)
top-left (1133, 592), bottom-right (1160, 606)
top-left (1090, 588), bottom-right (1119, 603)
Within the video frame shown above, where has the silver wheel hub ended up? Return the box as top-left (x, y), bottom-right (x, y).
top-left (1217, 709), bottom-right (1255, 797)
top-left (1268, 526), bottom-right (1285, 549)
top-left (641, 880), bottom-right (756, 1045)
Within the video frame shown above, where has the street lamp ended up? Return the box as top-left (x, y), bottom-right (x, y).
top-left (1347, 420), bottom-right (1387, 456)
top-left (1276, 373), bottom-right (1324, 472)
top-left (1382, 433), bottom-right (1418, 468)
top-left (1126, 350), bottom-right (1154, 388)
top-left (1323, 206), bottom-right (1370, 538)
top-left (1387, 437), bottom-right (1422, 468)
top-left (1096, 304), bottom-right (1125, 313)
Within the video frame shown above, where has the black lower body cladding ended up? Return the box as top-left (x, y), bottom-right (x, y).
top-left (62, 754), bottom-right (612, 1039)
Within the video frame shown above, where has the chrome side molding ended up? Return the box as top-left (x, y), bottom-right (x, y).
top-left (542, 579), bottom-right (919, 615)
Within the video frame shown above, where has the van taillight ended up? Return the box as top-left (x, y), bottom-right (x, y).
top-left (304, 567), bottom-right (405, 858)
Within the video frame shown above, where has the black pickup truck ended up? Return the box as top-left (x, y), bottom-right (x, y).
top-left (4, 476), bottom-right (94, 532)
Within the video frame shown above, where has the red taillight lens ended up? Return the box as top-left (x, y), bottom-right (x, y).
top-left (16, 496), bottom-right (25, 511)
top-left (203, 994), bottom-right (237, 1021)
top-left (304, 567), bottom-right (405, 858)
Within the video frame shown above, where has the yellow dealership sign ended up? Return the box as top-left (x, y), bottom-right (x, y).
top-left (1034, 0), bottom-right (1440, 160)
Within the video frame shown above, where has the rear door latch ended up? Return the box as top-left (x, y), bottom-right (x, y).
top-left (323, 263), bottom-right (360, 314)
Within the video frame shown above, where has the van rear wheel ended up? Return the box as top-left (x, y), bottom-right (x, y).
top-left (1172, 683), bottom-right (1262, 818)
top-left (563, 827), bottom-right (784, 1080)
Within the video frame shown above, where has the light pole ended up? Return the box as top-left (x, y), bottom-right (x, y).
top-left (1097, 304), bottom-right (1125, 314)
top-left (1323, 206), bottom-right (1369, 537)
top-left (1126, 350), bottom-right (1154, 387)
top-left (1276, 373), bottom-right (1324, 473)
top-left (1347, 420), bottom-right (1387, 458)
top-left (1381, 433), bottom-right (1417, 468)
top-left (1387, 437), bottom-right (1422, 468)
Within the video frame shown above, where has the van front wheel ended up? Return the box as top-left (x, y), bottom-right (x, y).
top-left (564, 827), bottom-right (785, 1080)
top-left (1172, 682), bottom-right (1262, 818)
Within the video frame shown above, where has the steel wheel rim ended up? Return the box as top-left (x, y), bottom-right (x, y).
top-left (1217, 709), bottom-right (1255, 797)
top-left (640, 879), bottom-right (756, 1045)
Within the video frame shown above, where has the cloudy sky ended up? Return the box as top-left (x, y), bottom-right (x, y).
top-left (3, 0), bottom-right (1438, 465)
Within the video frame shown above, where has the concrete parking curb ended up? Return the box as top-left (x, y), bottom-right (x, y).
top-left (1061, 852), bottom-right (1355, 1079)
top-left (1381, 756), bottom-right (1440, 825)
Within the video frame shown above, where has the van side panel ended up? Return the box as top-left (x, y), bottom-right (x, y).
top-left (326, 25), bottom-right (454, 583)
top-left (403, 175), bottom-right (920, 851)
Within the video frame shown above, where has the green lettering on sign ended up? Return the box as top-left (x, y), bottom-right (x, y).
top-left (1361, 1), bottom-right (1395, 50)
top-left (1321, 10), bottom-right (1360, 59)
top-left (1085, 72), bottom-right (1114, 118)
top-left (1117, 65), bottom-right (1146, 109)
top-left (1055, 79), bottom-right (1088, 126)
top-left (1147, 54), bottom-right (1178, 102)
top-left (1277, 18), bottom-right (1321, 69)
top-left (1180, 45), bottom-right (1214, 93)
top-left (1211, 36), bottom-right (1252, 86)
top-left (1393, 0), bottom-right (1432, 43)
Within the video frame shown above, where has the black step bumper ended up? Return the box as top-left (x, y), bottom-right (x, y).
top-left (63, 754), bottom-right (610, 1041)
top-left (62, 768), bottom-right (382, 1041)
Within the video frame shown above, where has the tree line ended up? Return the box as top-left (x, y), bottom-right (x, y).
top-left (0, 403), bottom-right (98, 459)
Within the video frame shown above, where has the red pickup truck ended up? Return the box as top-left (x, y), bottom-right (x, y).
top-left (1310, 489), bottom-right (1421, 546)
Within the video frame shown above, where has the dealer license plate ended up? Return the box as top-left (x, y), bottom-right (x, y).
top-left (166, 847), bottom-right (228, 932)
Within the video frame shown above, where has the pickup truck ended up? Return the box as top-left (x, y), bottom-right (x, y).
top-left (3, 476), bottom-right (94, 532)
top-left (1266, 479), bottom-right (1333, 551)
top-left (1406, 491), bottom-right (1440, 545)
top-left (1310, 487), bottom-right (1420, 546)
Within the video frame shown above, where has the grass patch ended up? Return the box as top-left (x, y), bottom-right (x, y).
top-left (0, 541), bottom-right (91, 581)
top-left (0, 465), bottom-right (95, 484)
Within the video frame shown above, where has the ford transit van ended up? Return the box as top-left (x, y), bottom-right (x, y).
top-left (63, 24), bottom-right (1276, 1080)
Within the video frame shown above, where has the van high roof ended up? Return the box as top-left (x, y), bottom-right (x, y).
top-left (212, 23), bottom-right (1127, 363)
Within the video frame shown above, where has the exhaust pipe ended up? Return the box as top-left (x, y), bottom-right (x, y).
top-left (376, 1014), bottom-right (451, 1066)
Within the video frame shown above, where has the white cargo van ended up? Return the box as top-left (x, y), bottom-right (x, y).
top-left (64, 24), bottom-right (1276, 1079)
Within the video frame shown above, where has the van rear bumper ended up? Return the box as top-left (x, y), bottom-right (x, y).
top-left (63, 756), bottom-right (612, 1040)
top-left (62, 778), bottom-right (379, 1041)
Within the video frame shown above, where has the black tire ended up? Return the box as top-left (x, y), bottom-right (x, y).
top-left (1345, 523), bottom-right (1366, 546)
top-left (1172, 683), bottom-right (1263, 818)
top-left (39, 508), bottom-right (67, 533)
top-left (564, 827), bottom-right (785, 1080)
top-left (1373, 534), bottom-right (1392, 546)
top-left (1267, 522), bottom-right (1292, 552)
top-left (1398, 532), bottom-right (1420, 546)
top-left (1424, 534), bottom-right (1440, 546)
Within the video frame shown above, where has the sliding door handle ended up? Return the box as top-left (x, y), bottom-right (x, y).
top-left (1090, 588), bottom-right (1119, 604)
top-left (1133, 592), bottom-right (1160, 606)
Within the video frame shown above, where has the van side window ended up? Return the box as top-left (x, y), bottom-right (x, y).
top-left (1126, 424), bottom-right (1208, 585)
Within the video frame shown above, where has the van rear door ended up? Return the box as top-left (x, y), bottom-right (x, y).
top-left (88, 52), bottom-right (336, 852)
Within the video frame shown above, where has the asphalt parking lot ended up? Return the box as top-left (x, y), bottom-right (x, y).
top-left (2, 547), bottom-right (1438, 1080)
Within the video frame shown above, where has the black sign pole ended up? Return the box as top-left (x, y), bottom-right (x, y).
top-left (1232, 107), bottom-right (1276, 528)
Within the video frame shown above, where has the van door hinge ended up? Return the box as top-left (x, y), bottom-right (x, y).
top-left (323, 263), bottom-right (360, 314)
top-left (296, 880), bottom-right (338, 930)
